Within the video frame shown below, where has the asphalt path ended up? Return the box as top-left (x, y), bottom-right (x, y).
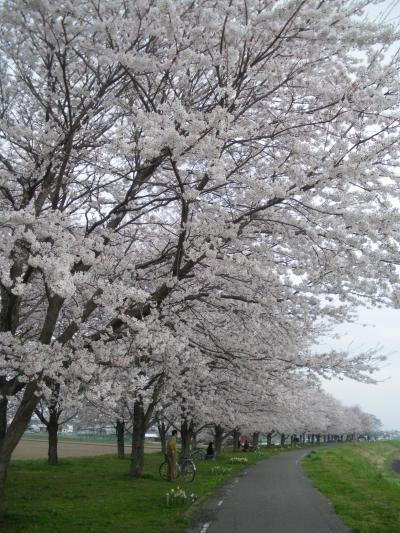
top-left (186, 448), bottom-right (352, 533)
top-left (12, 438), bottom-right (161, 460)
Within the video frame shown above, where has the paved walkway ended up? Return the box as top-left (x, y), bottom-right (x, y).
top-left (186, 449), bottom-right (352, 533)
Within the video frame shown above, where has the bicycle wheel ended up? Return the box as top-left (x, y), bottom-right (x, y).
top-left (190, 448), bottom-right (205, 461)
top-left (180, 459), bottom-right (196, 482)
top-left (159, 461), bottom-right (168, 480)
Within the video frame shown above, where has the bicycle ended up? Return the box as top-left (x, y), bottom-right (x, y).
top-left (189, 447), bottom-right (206, 462)
top-left (159, 456), bottom-right (196, 482)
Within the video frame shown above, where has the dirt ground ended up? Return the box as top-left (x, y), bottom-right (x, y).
top-left (12, 438), bottom-right (161, 460)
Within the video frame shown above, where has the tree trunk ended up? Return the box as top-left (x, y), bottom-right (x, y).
top-left (252, 431), bottom-right (260, 449)
top-left (233, 428), bottom-right (240, 451)
top-left (316, 434), bottom-right (321, 444)
top-left (47, 410), bottom-right (59, 465)
top-left (129, 400), bottom-right (146, 477)
top-left (157, 420), bottom-right (167, 455)
top-left (180, 419), bottom-right (194, 458)
top-left (116, 419), bottom-right (125, 459)
top-left (214, 424), bottom-right (224, 456)
top-left (267, 432), bottom-right (272, 447)
top-left (0, 455), bottom-right (10, 522)
top-left (280, 433), bottom-right (286, 447)
top-left (0, 397), bottom-right (8, 441)
top-left (0, 399), bottom-right (9, 520)
top-left (0, 382), bottom-right (39, 520)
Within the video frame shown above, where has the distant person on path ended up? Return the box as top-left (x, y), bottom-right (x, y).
top-left (166, 429), bottom-right (178, 481)
top-left (205, 441), bottom-right (215, 460)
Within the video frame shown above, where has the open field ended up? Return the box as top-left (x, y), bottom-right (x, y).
top-left (303, 441), bottom-right (400, 533)
top-left (5, 446), bottom-right (288, 532)
top-left (12, 438), bottom-right (160, 460)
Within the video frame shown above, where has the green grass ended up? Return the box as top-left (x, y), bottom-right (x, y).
top-left (303, 441), bottom-right (400, 533)
top-left (23, 432), bottom-right (119, 442)
top-left (5, 446), bottom-right (287, 532)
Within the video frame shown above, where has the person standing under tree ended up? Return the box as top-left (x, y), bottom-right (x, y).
top-left (205, 441), bottom-right (215, 460)
top-left (166, 429), bottom-right (178, 481)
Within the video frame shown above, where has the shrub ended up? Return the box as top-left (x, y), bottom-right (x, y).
top-left (229, 457), bottom-right (248, 464)
top-left (165, 486), bottom-right (197, 506)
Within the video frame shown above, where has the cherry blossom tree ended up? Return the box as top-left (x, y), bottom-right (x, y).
top-left (1, 0), bottom-right (400, 517)
top-left (34, 389), bottom-right (78, 465)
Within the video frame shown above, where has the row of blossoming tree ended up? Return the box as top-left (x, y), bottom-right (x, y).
top-left (79, 376), bottom-right (382, 458)
top-left (1, 0), bottom-right (399, 517)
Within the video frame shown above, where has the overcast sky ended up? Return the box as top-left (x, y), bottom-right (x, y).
top-left (320, 307), bottom-right (400, 430)
top-left (316, 1), bottom-right (400, 431)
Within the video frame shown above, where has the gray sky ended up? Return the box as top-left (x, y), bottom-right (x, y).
top-left (321, 1), bottom-right (400, 431)
top-left (321, 307), bottom-right (400, 430)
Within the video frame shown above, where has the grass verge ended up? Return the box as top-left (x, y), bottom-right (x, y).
top-left (303, 441), bottom-right (400, 533)
top-left (5, 446), bottom-right (288, 532)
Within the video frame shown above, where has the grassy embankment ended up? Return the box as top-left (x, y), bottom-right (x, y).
top-left (303, 440), bottom-right (400, 533)
top-left (5, 446), bottom-right (286, 532)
